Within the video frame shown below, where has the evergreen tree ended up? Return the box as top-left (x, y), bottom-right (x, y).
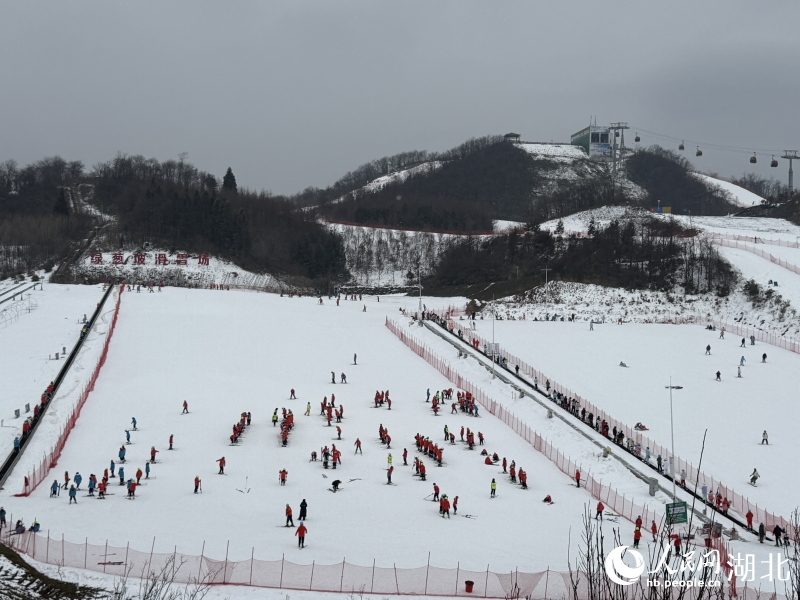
top-left (53, 188), bottom-right (70, 216)
top-left (222, 167), bottom-right (237, 192)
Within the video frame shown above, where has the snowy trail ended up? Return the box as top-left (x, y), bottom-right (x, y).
top-left (1, 290), bottom-right (627, 575)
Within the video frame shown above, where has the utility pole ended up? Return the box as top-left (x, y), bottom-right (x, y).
top-left (665, 378), bottom-right (683, 500)
top-left (418, 264), bottom-right (422, 314)
top-left (541, 266), bottom-right (551, 317)
top-left (781, 151), bottom-right (799, 196)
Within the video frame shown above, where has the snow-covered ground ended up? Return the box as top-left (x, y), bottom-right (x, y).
top-left (1, 291), bottom-right (626, 578)
top-left (469, 318), bottom-right (798, 518)
top-left (0, 282), bottom-right (105, 458)
top-left (693, 174), bottom-right (765, 208)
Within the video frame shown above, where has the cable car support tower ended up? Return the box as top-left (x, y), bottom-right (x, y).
top-left (782, 150), bottom-right (799, 196)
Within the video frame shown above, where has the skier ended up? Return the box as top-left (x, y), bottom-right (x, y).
top-left (279, 469), bottom-right (288, 485)
top-left (295, 522), bottom-right (307, 548)
top-left (305, 402), bottom-right (311, 416)
top-left (285, 504), bottom-right (294, 527)
top-left (169, 434), bottom-right (174, 450)
top-left (341, 373), bottom-right (347, 383)
top-left (118, 467), bottom-right (125, 485)
top-left (758, 523), bottom-right (765, 543)
top-left (50, 479), bottom-right (59, 497)
top-left (150, 446), bottom-right (158, 463)
top-left (645, 447), bottom-right (651, 463)
top-left (433, 483), bottom-right (440, 501)
top-left (575, 469), bottom-right (581, 488)
top-left (299, 499), bottom-right (308, 521)
top-left (331, 371), bottom-right (336, 384)
top-left (87, 475), bottom-right (96, 496)
top-left (68, 484), bottom-right (77, 504)
top-left (336, 426), bottom-right (342, 440)
top-left (125, 430), bottom-right (131, 444)
top-left (331, 479), bottom-right (341, 492)
top-left (118, 446), bottom-right (126, 462)
top-left (740, 356), bottom-right (746, 366)
top-left (705, 345), bottom-right (711, 355)
top-left (633, 526), bottom-right (641, 549)
top-left (290, 388), bottom-right (297, 399)
top-left (762, 430), bottom-right (768, 445)
top-left (596, 501), bottom-right (604, 520)
top-left (136, 467), bottom-right (142, 484)
top-left (773, 525), bottom-right (784, 547)
top-left (194, 476), bottom-right (201, 494)
top-left (453, 496), bottom-right (458, 515)
top-left (145, 462), bottom-right (150, 479)
top-left (750, 468), bottom-right (759, 485)
top-left (737, 366), bottom-right (741, 378)
top-left (182, 400), bottom-right (189, 414)
top-left (63, 471), bottom-right (70, 489)
top-left (656, 455), bottom-right (663, 472)
top-left (353, 353), bottom-right (357, 365)
top-left (762, 353), bottom-right (767, 363)
top-left (715, 371), bottom-right (721, 381)
top-left (490, 478), bottom-right (496, 497)
top-left (387, 453), bottom-right (392, 467)
top-left (746, 509), bottom-right (753, 531)
top-left (74, 472), bottom-right (82, 490)
top-left (402, 448), bottom-right (408, 465)
top-left (217, 457), bottom-right (226, 474)
top-left (651, 520), bottom-right (658, 541)
top-left (272, 410), bottom-right (279, 427)
top-left (680, 469), bottom-right (686, 487)
top-left (131, 417), bottom-right (137, 430)
top-left (387, 465), bottom-right (394, 484)
top-left (741, 338), bottom-right (746, 348)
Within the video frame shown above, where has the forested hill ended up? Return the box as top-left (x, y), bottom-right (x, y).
top-left (307, 137), bottom-right (741, 233)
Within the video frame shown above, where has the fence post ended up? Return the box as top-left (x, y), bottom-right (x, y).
top-left (424, 551), bottom-right (430, 595)
top-left (172, 546), bottom-right (177, 580)
top-left (309, 560), bottom-right (315, 591)
top-left (371, 558), bottom-right (375, 593)
top-left (124, 542), bottom-right (129, 571)
top-left (46, 530), bottom-right (49, 564)
top-left (250, 547), bottom-right (254, 586)
top-left (455, 561), bottom-right (460, 596)
top-left (544, 566), bottom-right (549, 598)
top-left (84, 537), bottom-right (88, 569)
top-left (279, 553), bottom-right (284, 588)
top-left (223, 540), bottom-right (229, 584)
top-left (394, 563), bottom-right (400, 594)
top-left (198, 541), bottom-right (205, 582)
top-left (484, 564), bottom-right (489, 598)
top-left (340, 557), bottom-right (345, 592)
top-left (62, 533), bottom-right (64, 566)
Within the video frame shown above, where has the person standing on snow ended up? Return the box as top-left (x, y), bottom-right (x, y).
top-left (150, 446), bottom-right (158, 463)
top-left (740, 356), bottom-right (746, 366)
top-left (575, 469), bottom-right (581, 488)
top-left (131, 417), bottom-right (137, 430)
top-left (182, 400), bottom-right (189, 414)
top-left (596, 501), bottom-right (604, 520)
top-left (490, 478), bottom-right (497, 497)
top-left (353, 353), bottom-right (357, 365)
top-left (762, 431), bottom-right (768, 445)
top-left (68, 484), bottom-right (77, 504)
top-left (715, 371), bottom-right (721, 381)
top-left (305, 402), bottom-right (311, 416)
top-left (386, 466), bottom-right (394, 484)
top-left (217, 457), bottom-right (226, 474)
top-left (295, 522), bottom-right (307, 548)
top-left (705, 345), bottom-right (711, 355)
top-left (354, 438), bottom-right (362, 454)
top-left (285, 504), bottom-right (294, 527)
top-left (387, 453), bottom-right (392, 467)
top-left (737, 367), bottom-right (742, 378)
top-left (50, 479), bottom-right (59, 497)
top-left (299, 499), bottom-right (308, 521)
top-left (433, 483), bottom-right (440, 502)
top-left (194, 476), bottom-right (201, 493)
top-left (762, 353), bottom-right (767, 363)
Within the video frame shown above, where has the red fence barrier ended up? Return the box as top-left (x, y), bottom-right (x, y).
top-left (16, 285), bottom-right (125, 496)
top-left (438, 318), bottom-right (791, 546)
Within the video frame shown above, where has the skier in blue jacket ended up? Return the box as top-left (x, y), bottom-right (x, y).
top-left (68, 485), bottom-right (77, 504)
top-left (74, 472), bottom-right (82, 489)
top-left (87, 476), bottom-right (96, 496)
top-left (125, 430), bottom-right (131, 444)
top-left (131, 417), bottom-right (137, 430)
top-left (50, 480), bottom-right (59, 497)
top-left (110, 459), bottom-right (115, 477)
top-left (145, 462), bottom-right (151, 479)
top-left (118, 467), bottom-right (125, 485)
top-left (118, 446), bottom-right (126, 462)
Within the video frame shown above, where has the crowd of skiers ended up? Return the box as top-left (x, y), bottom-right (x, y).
top-left (13, 380), bottom-right (56, 467)
top-left (230, 411), bottom-right (252, 445)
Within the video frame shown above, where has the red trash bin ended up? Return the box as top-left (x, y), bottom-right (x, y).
top-left (465, 580), bottom-right (475, 593)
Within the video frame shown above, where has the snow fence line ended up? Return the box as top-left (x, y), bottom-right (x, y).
top-left (0, 529), bottom-right (739, 600)
top-left (438, 317), bottom-right (793, 545)
top-left (705, 232), bottom-right (800, 250)
top-left (711, 237), bottom-right (800, 276)
top-left (384, 318), bottom-right (736, 594)
top-left (15, 284), bottom-right (125, 496)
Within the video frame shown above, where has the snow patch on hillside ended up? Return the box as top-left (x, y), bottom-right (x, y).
top-left (518, 142), bottom-right (587, 162)
top-left (694, 173), bottom-right (765, 208)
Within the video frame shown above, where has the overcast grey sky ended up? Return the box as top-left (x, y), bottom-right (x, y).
top-left (1, 1), bottom-right (798, 195)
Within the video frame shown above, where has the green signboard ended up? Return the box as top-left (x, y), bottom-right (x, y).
top-left (666, 501), bottom-right (688, 524)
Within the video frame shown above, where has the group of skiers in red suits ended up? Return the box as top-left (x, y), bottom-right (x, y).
top-left (230, 411), bottom-right (252, 445)
top-left (373, 390), bottom-right (391, 409)
top-left (414, 433), bottom-right (444, 466)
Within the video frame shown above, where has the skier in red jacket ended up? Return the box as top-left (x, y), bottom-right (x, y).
top-left (433, 483), bottom-right (440, 501)
top-left (575, 469), bottom-right (581, 488)
top-left (217, 457), bottom-right (226, 474)
top-left (295, 523), bottom-right (307, 547)
top-left (285, 504), bottom-right (294, 527)
top-left (596, 502), bottom-right (604, 520)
